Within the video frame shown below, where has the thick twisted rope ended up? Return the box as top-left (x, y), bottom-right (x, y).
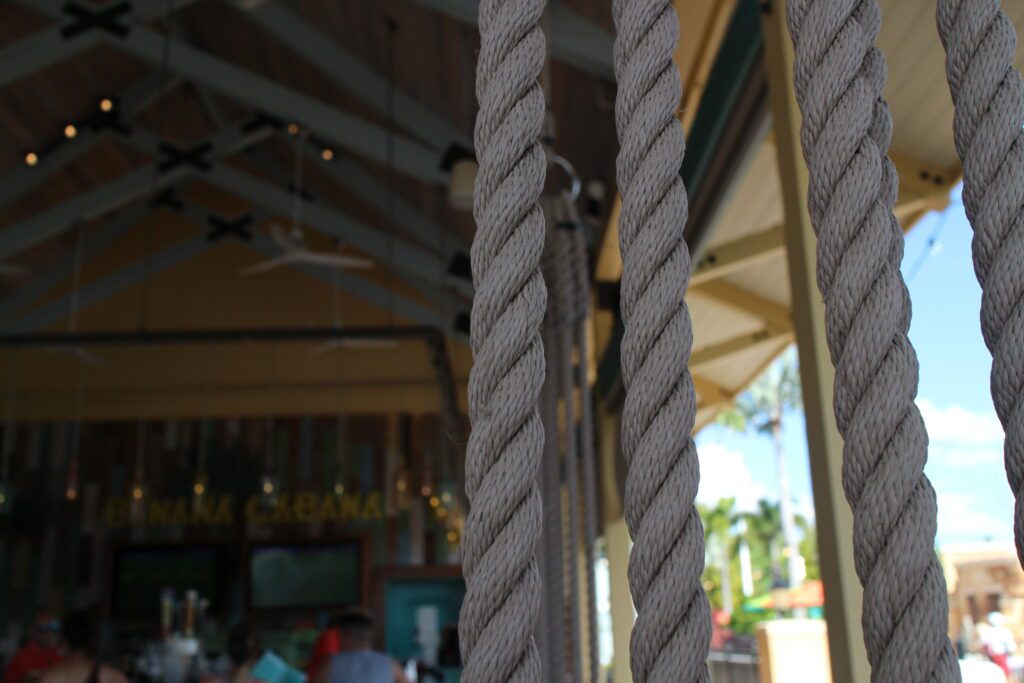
top-left (936, 0), bottom-right (1024, 567)
top-left (460, 0), bottom-right (547, 679)
top-left (567, 197), bottom-right (602, 683)
top-left (612, 1), bottom-right (711, 680)
top-left (550, 220), bottom-right (584, 683)
top-left (540, 205), bottom-right (568, 682)
top-left (787, 1), bottom-right (959, 680)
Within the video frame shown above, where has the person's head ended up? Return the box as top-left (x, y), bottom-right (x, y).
top-left (30, 612), bottom-right (61, 649)
top-left (63, 606), bottom-right (100, 657)
top-left (333, 610), bottom-right (373, 651)
top-left (227, 622), bottom-right (261, 667)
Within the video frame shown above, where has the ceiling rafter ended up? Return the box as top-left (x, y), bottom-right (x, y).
top-left (5, 0), bottom-right (447, 184)
top-left (690, 223), bottom-right (785, 286)
top-left (690, 279), bottom-right (792, 334)
top-left (237, 0), bottom-right (470, 151)
top-left (406, 0), bottom-right (615, 78)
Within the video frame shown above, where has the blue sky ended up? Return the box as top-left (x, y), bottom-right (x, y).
top-left (694, 187), bottom-right (1013, 547)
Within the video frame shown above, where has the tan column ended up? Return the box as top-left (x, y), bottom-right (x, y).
top-left (606, 516), bottom-right (634, 683)
top-left (761, 2), bottom-right (870, 682)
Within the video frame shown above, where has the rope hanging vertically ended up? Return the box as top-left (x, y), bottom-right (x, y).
top-left (459, 0), bottom-right (547, 679)
top-left (552, 220), bottom-right (583, 683)
top-left (935, 0), bottom-right (1024, 567)
top-left (612, 1), bottom-right (711, 680)
top-left (567, 196), bottom-right (601, 683)
top-left (786, 1), bottom-right (960, 679)
top-left (540, 204), bottom-right (567, 683)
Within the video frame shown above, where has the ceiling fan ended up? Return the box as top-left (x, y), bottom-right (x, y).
top-left (241, 222), bottom-right (373, 276)
top-left (241, 125), bottom-right (374, 277)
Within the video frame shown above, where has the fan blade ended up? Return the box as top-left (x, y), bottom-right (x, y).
top-left (300, 251), bottom-right (373, 270)
top-left (240, 253), bottom-right (297, 276)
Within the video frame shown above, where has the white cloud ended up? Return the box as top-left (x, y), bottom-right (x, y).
top-left (696, 442), bottom-right (767, 512)
top-left (917, 399), bottom-right (1005, 469)
top-left (917, 399), bottom-right (1003, 446)
top-left (936, 490), bottom-right (1012, 542)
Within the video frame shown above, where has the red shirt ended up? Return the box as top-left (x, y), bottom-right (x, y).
top-left (3, 642), bottom-right (63, 683)
top-left (306, 628), bottom-right (340, 682)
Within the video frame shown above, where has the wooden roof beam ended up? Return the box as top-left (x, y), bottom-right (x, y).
top-left (690, 223), bottom-right (784, 286)
top-left (690, 327), bottom-right (792, 368)
top-left (408, 0), bottom-right (615, 78)
top-left (689, 279), bottom-right (792, 334)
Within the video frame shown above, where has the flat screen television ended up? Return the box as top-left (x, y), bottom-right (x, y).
top-left (247, 540), bottom-right (362, 610)
top-left (112, 544), bottom-right (224, 617)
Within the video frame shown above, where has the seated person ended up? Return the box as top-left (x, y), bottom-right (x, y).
top-left (225, 622), bottom-right (262, 683)
top-left (313, 611), bottom-right (407, 683)
top-left (40, 607), bottom-right (127, 683)
top-left (2, 612), bottom-right (63, 683)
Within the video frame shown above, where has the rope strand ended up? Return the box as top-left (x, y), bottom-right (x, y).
top-left (460, 0), bottom-right (548, 679)
top-left (935, 0), bottom-right (1024, 569)
top-left (786, 1), bottom-right (959, 679)
top-left (612, 1), bottom-right (711, 679)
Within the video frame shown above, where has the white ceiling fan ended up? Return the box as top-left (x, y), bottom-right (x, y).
top-left (241, 222), bottom-right (373, 276)
top-left (241, 127), bottom-right (374, 277)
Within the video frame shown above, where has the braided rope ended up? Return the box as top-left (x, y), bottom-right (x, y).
top-left (551, 223), bottom-right (584, 683)
top-left (612, 1), bottom-right (711, 680)
top-left (936, 0), bottom-right (1024, 567)
top-left (541, 207), bottom-right (568, 682)
top-left (787, 1), bottom-right (960, 679)
top-left (567, 197), bottom-right (602, 683)
top-left (460, 0), bottom-right (547, 678)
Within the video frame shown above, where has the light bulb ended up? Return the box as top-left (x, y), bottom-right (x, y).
top-left (334, 482), bottom-right (345, 496)
top-left (131, 485), bottom-right (144, 500)
top-left (99, 98), bottom-right (113, 112)
top-left (66, 487), bottom-right (78, 501)
top-left (64, 124), bottom-right (77, 139)
top-left (420, 484), bottom-right (432, 497)
top-left (321, 148), bottom-right (334, 161)
top-left (429, 495), bottom-right (440, 508)
top-left (446, 530), bottom-right (457, 543)
top-left (287, 122), bottom-right (299, 136)
top-left (262, 480), bottom-right (274, 494)
top-left (24, 152), bottom-right (38, 167)
top-left (436, 507), bottom-right (448, 519)
top-left (396, 478), bottom-right (407, 492)
top-left (193, 482), bottom-right (205, 496)
top-left (441, 492), bottom-right (452, 504)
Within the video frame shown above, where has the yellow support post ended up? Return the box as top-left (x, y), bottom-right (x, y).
top-left (761, 2), bottom-right (871, 682)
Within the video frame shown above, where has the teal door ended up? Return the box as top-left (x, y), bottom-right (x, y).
top-left (383, 576), bottom-right (464, 675)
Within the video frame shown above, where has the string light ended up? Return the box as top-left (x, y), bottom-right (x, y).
top-left (64, 124), bottom-right (77, 139)
top-left (131, 485), bottom-right (144, 501)
top-left (396, 477), bottom-right (407, 492)
top-left (24, 152), bottom-right (38, 167)
top-left (0, 492), bottom-right (7, 506)
top-left (66, 487), bottom-right (78, 501)
top-left (420, 484), bottom-right (432, 497)
top-left (193, 481), bottom-right (205, 496)
top-left (99, 98), bottom-right (113, 113)
top-left (321, 148), bottom-right (334, 161)
top-left (429, 495), bottom-right (440, 508)
top-left (287, 122), bottom-right (299, 136)
top-left (441, 491), bottom-right (452, 504)
top-left (262, 479), bottom-right (275, 495)
top-left (446, 530), bottom-right (458, 544)
top-left (334, 482), bottom-right (345, 496)
top-left (436, 507), bottom-right (448, 519)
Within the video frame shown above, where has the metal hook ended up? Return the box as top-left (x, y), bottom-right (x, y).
top-left (546, 149), bottom-right (582, 202)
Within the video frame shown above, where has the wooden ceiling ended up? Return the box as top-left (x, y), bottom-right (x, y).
top-left (0, 0), bottom-right (627, 419)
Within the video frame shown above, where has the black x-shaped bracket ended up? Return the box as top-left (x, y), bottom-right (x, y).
top-left (85, 108), bottom-right (132, 137)
top-left (157, 142), bottom-right (213, 174)
top-left (206, 214), bottom-right (254, 243)
top-left (150, 188), bottom-right (184, 212)
top-left (242, 111), bottom-right (284, 134)
top-left (61, 1), bottom-right (133, 40)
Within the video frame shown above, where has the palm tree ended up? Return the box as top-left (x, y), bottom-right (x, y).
top-left (718, 347), bottom-right (804, 588)
top-left (701, 497), bottom-right (738, 613)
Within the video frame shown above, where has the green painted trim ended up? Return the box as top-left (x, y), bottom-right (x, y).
top-left (596, 0), bottom-right (765, 400)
